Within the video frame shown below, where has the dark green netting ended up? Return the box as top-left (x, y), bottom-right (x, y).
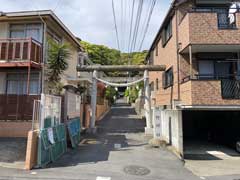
top-left (67, 118), bottom-right (81, 148)
top-left (38, 123), bottom-right (67, 168)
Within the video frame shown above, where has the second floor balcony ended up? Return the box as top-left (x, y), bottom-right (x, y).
top-left (0, 38), bottom-right (42, 68)
top-left (179, 8), bottom-right (240, 51)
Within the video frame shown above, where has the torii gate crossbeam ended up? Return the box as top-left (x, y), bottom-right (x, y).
top-left (77, 65), bottom-right (166, 134)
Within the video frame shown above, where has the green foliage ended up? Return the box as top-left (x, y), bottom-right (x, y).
top-left (80, 40), bottom-right (147, 100)
top-left (105, 86), bottom-right (117, 104)
top-left (124, 82), bottom-right (144, 103)
top-left (80, 41), bottom-right (121, 65)
top-left (47, 40), bottom-right (70, 94)
top-left (121, 51), bottom-right (148, 65)
top-left (80, 41), bottom-right (147, 66)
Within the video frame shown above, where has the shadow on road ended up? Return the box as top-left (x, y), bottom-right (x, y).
top-left (50, 101), bottom-right (147, 168)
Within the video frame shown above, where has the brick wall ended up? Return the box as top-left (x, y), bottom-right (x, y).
top-left (191, 80), bottom-right (240, 105)
top-left (179, 12), bottom-right (240, 51)
top-left (149, 14), bottom-right (179, 107)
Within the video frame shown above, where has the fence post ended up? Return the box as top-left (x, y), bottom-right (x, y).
top-left (90, 70), bottom-right (98, 132)
top-left (40, 93), bottom-right (45, 130)
top-left (144, 70), bottom-right (153, 134)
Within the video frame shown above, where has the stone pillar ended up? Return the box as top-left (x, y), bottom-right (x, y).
top-left (90, 70), bottom-right (98, 133)
top-left (144, 70), bottom-right (153, 135)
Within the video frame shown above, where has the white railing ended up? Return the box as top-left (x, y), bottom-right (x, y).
top-left (32, 94), bottom-right (62, 130)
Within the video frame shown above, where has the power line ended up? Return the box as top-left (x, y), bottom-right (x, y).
top-left (112, 0), bottom-right (121, 50)
top-left (53, 0), bottom-right (63, 12)
top-left (120, 0), bottom-right (124, 51)
top-left (122, 0), bottom-right (127, 52)
top-left (130, 0), bottom-right (144, 53)
top-left (138, 0), bottom-right (156, 51)
top-left (128, 0), bottom-right (136, 55)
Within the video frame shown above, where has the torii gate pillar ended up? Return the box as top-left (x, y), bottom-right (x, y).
top-left (90, 70), bottom-right (98, 132)
top-left (144, 70), bottom-right (153, 135)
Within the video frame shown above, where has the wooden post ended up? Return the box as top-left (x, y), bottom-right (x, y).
top-left (90, 70), bottom-right (98, 132)
top-left (144, 70), bottom-right (153, 134)
top-left (27, 63), bottom-right (31, 95)
top-left (189, 45), bottom-right (193, 78)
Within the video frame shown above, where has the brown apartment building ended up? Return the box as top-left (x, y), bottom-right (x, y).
top-left (146, 0), bottom-right (240, 157)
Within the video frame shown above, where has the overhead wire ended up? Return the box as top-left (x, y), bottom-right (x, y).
top-left (130, 0), bottom-right (144, 53)
top-left (138, 0), bottom-right (156, 51)
top-left (112, 0), bottom-right (121, 50)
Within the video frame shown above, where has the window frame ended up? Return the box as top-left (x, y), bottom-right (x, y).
top-left (6, 72), bottom-right (41, 95)
top-left (162, 19), bottom-right (172, 47)
top-left (156, 78), bottom-right (159, 90)
top-left (9, 23), bottom-right (43, 43)
top-left (163, 67), bottom-right (174, 89)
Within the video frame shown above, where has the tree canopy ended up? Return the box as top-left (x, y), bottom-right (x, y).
top-left (80, 41), bottom-right (147, 66)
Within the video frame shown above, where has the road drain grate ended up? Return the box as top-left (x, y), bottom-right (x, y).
top-left (123, 165), bottom-right (150, 176)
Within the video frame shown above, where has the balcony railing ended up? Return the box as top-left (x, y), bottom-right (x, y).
top-left (191, 7), bottom-right (239, 29)
top-left (0, 38), bottom-right (42, 64)
top-left (0, 94), bottom-right (40, 121)
top-left (221, 79), bottom-right (240, 99)
top-left (181, 74), bottom-right (240, 100)
top-left (218, 12), bottom-right (237, 29)
top-left (181, 74), bottom-right (236, 84)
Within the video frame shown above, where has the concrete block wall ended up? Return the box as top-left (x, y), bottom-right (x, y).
top-left (160, 109), bottom-right (183, 156)
top-left (0, 122), bottom-right (32, 137)
top-left (25, 130), bottom-right (38, 170)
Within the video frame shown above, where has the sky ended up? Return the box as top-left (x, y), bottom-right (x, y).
top-left (0, 0), bottom-right (172, 52)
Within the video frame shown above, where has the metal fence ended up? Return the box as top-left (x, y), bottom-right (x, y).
top-left (221, 79), bottom-right (240, 99)
top-left (32, 100), bottom-right (41, 130)
top-left (32, 94), bottom-right (62, 130)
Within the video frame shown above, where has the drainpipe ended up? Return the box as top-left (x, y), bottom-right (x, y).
top-left (41, 22), bottom-right (47, 94)
top-left (175, 9), bottom-right (181, 101)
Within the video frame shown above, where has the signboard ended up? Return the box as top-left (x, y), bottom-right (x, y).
top-left (47, 128), bottom-right (55, 144)
top-left (153, 107), bottom-right (161, 139)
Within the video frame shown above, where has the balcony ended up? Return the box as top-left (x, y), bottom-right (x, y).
top-left (179, 9), bottom-right (240, 51)
top-left (0, 38), bottom-right (42, 68)
top-left (181, 75), bottom-right (240, 106)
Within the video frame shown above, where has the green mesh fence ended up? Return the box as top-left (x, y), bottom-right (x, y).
top-left (44, 116), bottom-right (52, 129)
top-left (38, 123), bottom-right (67, 168)
top-left (67, 118), bottom-right (81, 148)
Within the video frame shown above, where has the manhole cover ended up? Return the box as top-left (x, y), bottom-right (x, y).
top-left (123, 165), bottom-right (150, 176)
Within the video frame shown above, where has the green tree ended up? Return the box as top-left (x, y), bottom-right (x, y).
top-left (47, 40), bottom-right (70, 95)
top-left (80, 41), bottom-right (121, 65)
top-left (105, 86), bottom-right (117, 104)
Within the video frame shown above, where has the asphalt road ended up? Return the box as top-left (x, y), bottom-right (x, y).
top-left (0, 99), bottom-right (239, 180)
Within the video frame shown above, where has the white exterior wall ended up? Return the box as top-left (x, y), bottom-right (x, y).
top-left (0, 72), bottom-right (6, 94)
top-left (160, 109), bottom-right (183, 155)
top-left (64, 91), bottom-right (81, 120)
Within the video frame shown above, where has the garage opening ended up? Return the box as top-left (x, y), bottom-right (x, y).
top-left (182, 110), bottom-right (240, 160)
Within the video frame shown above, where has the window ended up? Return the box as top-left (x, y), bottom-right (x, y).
top-left (9, 24), bottom-right (43, 42)
top-left (162, 67), bottom-right (174, 89)
top-left (156, 78), bottom-right (159, 90)
top-left (198, 60), bottom-right (214, 79)
top-left (155, 44), bottom-right (158, 56)
top-left (6, 73), bottom-right (40, 95)
top-left (162, 20), bottom-right (172, 47)
top-left (198, 60), bottom-right (232, 79)
top-left (150, 81), bottom-right (154, 91)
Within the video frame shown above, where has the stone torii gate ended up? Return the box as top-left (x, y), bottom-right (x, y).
top-left (77, 65), bottom-right (166, 134)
